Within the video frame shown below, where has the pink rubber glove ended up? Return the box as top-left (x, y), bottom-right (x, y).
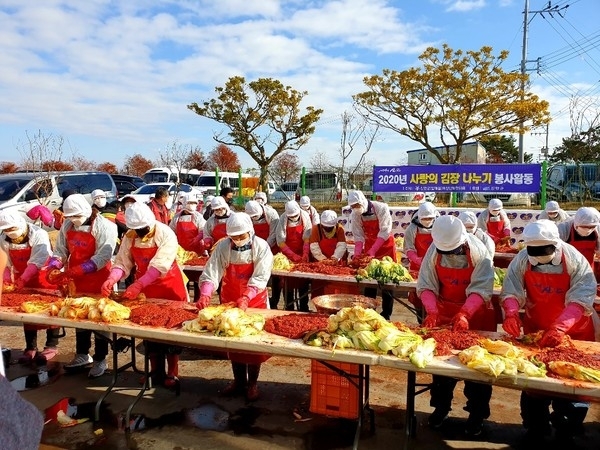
top-left (451, 313), bottom-right (470, 331)
top-left (282, 246), bottom-right (301, 263)
top-left (539, 329), bottom-right (565, 348)
top-left (27, 205), bottom-right (54, 227)
top-left (503, 228), bottom-right (512, 237)
top-left (123, 267), bottom-right (161, 299)
top-left (68, 260), bottom-right (97, 278)
top-left (367, 237), bottom-right (385, 257)
top-left (406, 250), bottom-right (422, 267)
top-left (552, 302), bottom-right (585, 333)
top-left (242, 285), bottom-right (259, 300)
top-left (101, 268), bottom-right (125, 297)
top-left (353, 241), bottom-right (364, 257)
top-left (302, 242), bottom-right (310, 263)
top-left (196, 295), bottom-right (211, 310)
top-left (236, 296), bottom-right (249, 311)
top-left (200, 282), bottom-right (214, 298)
top-left (502, 297), bottom-right (522, 337)
top-left (420, 290), bottom-right (439, 316)
top-left (3, 267), bottom-right (13, 285)
top-left (460, 293), bottom-right (484, 319)
top-left (15, 264), bottom-right (39, 289)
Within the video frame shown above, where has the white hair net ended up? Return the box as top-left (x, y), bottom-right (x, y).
top-left (226, 212), bottom-right (253, 236)
top-left (417, 202), bottom-right (437, 219)
top-left (91, 189), bottom-right (106, 199)
top-left (205, 195), bottom-right (215, 204)
top-left (211, 196), bottom-right (229, 211)
top-left (183, 193), bottom-right (198, 205)
top-left (545, 201), bottom-right (560, 213)
top-left (488, 198), bottom-right (503, 211)
top-left (320, 210), bottom-right (338, 227)
top-left (254, 192), bottom-right (267, 203)
top-left (125, 202), bottom-right (157, 230)
top-left (245, 200), bottom-right (263, 219)
top-left (573, 207), bottom-right (600, 227)
top-left (0, 210), bottom-right (26, 231)
top-left (347, 190), bottom-right (368, 209)
top-left (62, 194), bottom-right (92, 218)
top-left (458, 210), bottom-right (477, 226)
top-left (522, 219), bottom-right (561, 247)
top-left (431, 215), bottom-right (467, 251)
top-left (299, 196), bottom-right (311, 207)
top-left (285, 200), bottom-right (301, 217)
top-left (121, 194), bottom-right (136, 204)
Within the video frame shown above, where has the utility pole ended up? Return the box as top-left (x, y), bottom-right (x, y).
top-left (518, 0), bottom-right (569, 163)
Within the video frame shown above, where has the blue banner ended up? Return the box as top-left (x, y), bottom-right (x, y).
top-left (373, 164), bottom-right (541, 193)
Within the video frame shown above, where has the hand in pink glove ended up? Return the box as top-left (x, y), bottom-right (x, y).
top-left (196, 295), bottom-right (211, 310)
top-left (122, 280), bottom-right (144, 299)
top-left (101, 268), bottom-right (124, 297)
top-left (406, 250), bottom-right (422, 268)
top-left (353, 241), bottom-right (364, 258)
top-left (122, 267), bottom-right (161, 299)
top-left (422, 314), bottom-right (438, 328)
top-left (539, 329), bottom-right (565, 348)
top-left (236, 296), bottom-right (249, 311)
top-left (451, 313), bottom-right (470, 331)
top-left (27, 205), bottom-right (54, 227)
top-left (367, 237), bottom-right (385, 257)
top-left (501, 297), bottom-right (522, 337)
top-left (4, 267), bottom-right (13, 285)
top-left (14, 278), bottom-right (27, 290)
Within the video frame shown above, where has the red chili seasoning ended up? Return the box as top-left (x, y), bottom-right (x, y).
top-left (185, 256), bottom-right (209, 267)
top-left (129, 304), bottom-right (197, 328)
top-left (290, 262), bottom-right (357, 277)
top-left (1, 292), bottom-right (61, 308)
top-left (264, 313), bottom-right (330, 339)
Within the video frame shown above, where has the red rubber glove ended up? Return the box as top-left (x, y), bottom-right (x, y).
top-left (451, 313), bottom-right (470, 331)
top-left (353, 241), bottom-right (364, 258)
top-left (367, 237), bottom-right (385, 257)
top-left (122, 267), bottom-right (161, 299)
top-left (101, 268), bottom-right (124, 297)
top-left (422, 314), bottom-right (438, 328)
top-left (302, 242), bottom-right (310, 263)
top-left (539, 329), bottom-right (565, 348)
top-left (540, 303), bottom-right (585, 347)
top-left (502, 297), bottom-right (522, 337)
top-left (420, 290), bottom-right (439, 328)
top-left (196, 295), bottom-right (211, 310)
top-left (3, 267), bottom-right (12, 285)
top-left (236, 296), bottom-right (249, 311)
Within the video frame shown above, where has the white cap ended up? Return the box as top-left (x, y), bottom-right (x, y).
top-left (431, 215), bottom-right (467, 251)
top-left (0, 210), bottom-right (26, 231)
top-left (458, 210), bottom-right (477, 226)
top-left (573, 207), bottom-right (600, 227)
top-left (121, 194), bottom-right (136, 203)
top-left (62, 194), bottom-right (92, 217)
top-left (417, 202), bottom-right (437, 219)
top-left (522, 219), bottom-right (561, 247)
top-left (285, 200), bottom-right (301, 217)
top-left (488, 198), bottom-right (503, 211)
top-left (226, 212), bottom-right (253, 236)
top-left (183, 193), bottom-right (198, 205)
top-left (545, 201), bottom-right (560, 213)
top-left (347, 190), bottom-right (368, 209)
top-left (254, 192), bottom-right (267, 203)
top-left (211, 196), bottom-right (228, 210)
top-left (299, 196), bottom-right (310, 207)
top-left (320, 210), bottom-right (338, 227)
top-left (125, 202), bottom-right (157, 230)
top-left (205, 195), bottom-right (215, 204)
top-left (91, 189), bottom-right (106, 200)
top-left (245, 200), bottom-right (263, 219)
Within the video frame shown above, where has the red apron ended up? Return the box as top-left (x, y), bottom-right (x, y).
top-left (130, 246), bottom-right (187, 302)
top-left (362, 217), bottom-right (397, 262)
top-left (435, 250), bottom-right (497, 332)
top-left (410, 230), bottom-right (433, 270)
top-left (211, 220), bottom-right (228, 243)
top-left (252, 221), bottom-right (270, 241)
top-left (523, 257), bottom-right (595, 341)
top-left (318, 228), bottom-right (338, 259)
top-left (566, 225), bottom-right (596, 267)
top-left (285, 222), bottom-right (306, 289)
top-left (486, 216), bottom-right (505, 241)
top-left (66, 228), bottom-right (110, 294)
top-left (175, 216), bottom-right (199, 252)
top-left (221, 259), bottom-right (270, 364)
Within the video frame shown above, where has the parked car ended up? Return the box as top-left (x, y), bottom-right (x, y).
top-left (546, 163), bottom-right (600, 202)
top-left (125, 183), bottom-right (201, 210)
top-left (110, 174), bottom-right (146, 197)
top-left (0, 171), bottom-right (117, 220)
top-left (270, 182), bottom-right (299, 202)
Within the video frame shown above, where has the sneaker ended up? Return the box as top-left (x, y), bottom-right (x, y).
top-left (35, 347), bottom-right (58, 365)
top-left (18, 349), bottom-right (37, 364)
top-left (88, 359), bottom-right (107, 378)
top-left (64, 353), bottom-right (93, 369)
top-left (465, 414), bottom-right (484, 437)
top-left (428, 408), bottom-right (449, 428)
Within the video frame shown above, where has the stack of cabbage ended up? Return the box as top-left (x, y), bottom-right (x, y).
top-left (272, 253), bottom-right (293, 271)
top-left (182, 305), bottom-right (265, 337)
top-left (43, 297), bottom-right (131, 323)
top-left (355, 256), bottom-right (413, 284)
top-left (304, 305), bottom-right (436, 368)
top-left (458, 338), bottom-right (546, 378)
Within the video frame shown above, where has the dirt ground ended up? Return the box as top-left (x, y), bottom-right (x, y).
top-left (2, 294), bottom-right (600, 450)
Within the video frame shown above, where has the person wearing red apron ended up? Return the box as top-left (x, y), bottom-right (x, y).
top-left (197, 212), bottom-right (273, 401)
top-left (0, 212), bottom-right (62, 365)
top-left (46, 194), bottom-right (118, 378)
top-left (102, 201), bottom-right (188, 388)
top-left (557, 207), bottom-right (600, 280)
top-left (202, 196), bottom-right (231, 252)
top-left (275, 201), bottom-right (312, 311)
top-left (477, 198), bottom-right (512, 246)
top-left (501, 220), bottom-right (598, 442)
top-left (417, 215), bottom-right (496, 436)
top-left (348, 190), bottom-right (397, 319)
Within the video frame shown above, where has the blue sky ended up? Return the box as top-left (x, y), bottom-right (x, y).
top-left (0, 0), bottom-right (598, 171)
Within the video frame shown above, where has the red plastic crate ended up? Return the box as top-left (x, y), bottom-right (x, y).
top-left (310, 360), bottom-right (360, 419)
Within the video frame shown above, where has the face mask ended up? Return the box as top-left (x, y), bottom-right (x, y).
top-left (214, 209), bottom-right (226, 217)
top-left (135, 227), bottom-right (151, 238)
top-left (534, 254), bottom-right (555, 264)
top-left (255, 198), bottom-right (264, 204)
top-left (353, 206), bottom-right (365, 215)
top-left (5, 230), bottom-right (23, 240)
top-left (185, 203), bottom-right (198, 212)
top-left (576, 226), bottom-right (595, 237)
top-left (70, 217), bottom-right (87, 227)
top-left (124, 202), bottom-right (134, 210)
top-left (489, 210), bottom-right (500, 217)
top-left (94, 198), bottom-right (107, 208)
top-left (301, 205), bottom-right (309, 211)
top-left (420, 218), bottom-right (434, 228)
top-left (465, 226), bottom-right (475, 234)
top-left (548, 212), bottom-right (558, 219)
top-left (225, 197), bottom-right (233, 205)
top-left (232, 236), bottom-right (251, 248)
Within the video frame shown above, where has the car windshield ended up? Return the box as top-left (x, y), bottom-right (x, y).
top-left (134, 184), bottom-right (170, 194)
top-left (195, 176), bottom-right (216, 187)
top-left (0, 177), bottom-right (31, 202)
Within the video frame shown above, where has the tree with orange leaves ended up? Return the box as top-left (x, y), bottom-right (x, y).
top-left (207, 144), bottom-right (240, 172)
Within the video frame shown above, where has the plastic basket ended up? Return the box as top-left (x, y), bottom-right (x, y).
top-left (309, 360), bottom-right (360, 419)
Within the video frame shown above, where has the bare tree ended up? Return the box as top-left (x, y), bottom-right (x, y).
top-left (308, 151), bottom-right (332, 172)
top-left (17, 130), bottom-right (72, 172)
top-left (339, 111), bottom-right (380, 188)
top-left (157, 141), bottom-right (197, 183)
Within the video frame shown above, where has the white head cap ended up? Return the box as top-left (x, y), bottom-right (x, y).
top-left (254, 192), bottom-right (267, 204)
top-left (211, 196), bottom-right (229, 211)
top-left (226, 212), bottom-right (253, 236)
top-left (245, 200), bottom-right (263, 219)
top-left (121, 194), bottom-right (136, 204)
top-left (417, 202), bottom-right (437, 219)
top-left (91, 189), bottom-right (106, 200)
top-left (125, 202), bottom-right (157, 230)
top-left (62, 194), bottom-right (92, 218)
top-left (183, 193), bottom-right (197, 205)
top-left (488, 198), bottom-right (503, 212)
top-left (522, 219), bottom-right (561, 247)
top-left (205, 195), bottom-right (215, 204)
top-left (545, 201), bottom-right (560, 213)
top-left (347, 190), bottom-right (368, 210)
top-left (285, 200), bottom-right (301, 217)
top-left (320, 210), bottom-right (338, 227)
top-left (299, 196), bottom-right (310, 207)
top-left (573, 207), bottom-right (600, 227)
top-left (431, 215), bottom-right (467, 252)
top-left (0, 210), bottom-right (26, 231)
top-left (458, 210), bottom-right (477, 226)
